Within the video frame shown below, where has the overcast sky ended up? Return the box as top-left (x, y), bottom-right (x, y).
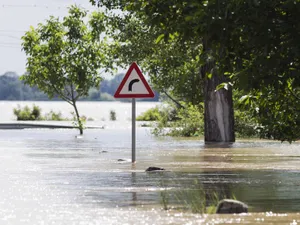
top-left (0, 0), bottom-right (100, 76)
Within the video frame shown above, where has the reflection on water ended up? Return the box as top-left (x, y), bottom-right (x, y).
top-left (1, 128), bottom-right (300, 224)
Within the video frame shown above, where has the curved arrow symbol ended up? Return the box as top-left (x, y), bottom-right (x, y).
top-left (128, 79), bottom-right (140, 91)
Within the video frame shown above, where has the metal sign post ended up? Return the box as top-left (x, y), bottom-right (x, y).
top-left (114, 62), bottom-right (155, 163)
top-left (132, 98), bottom-right (136, 163)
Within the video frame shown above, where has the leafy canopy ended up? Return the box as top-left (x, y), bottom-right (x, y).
top-left (91, 0), bottom-right (300, 141)
top-left (21, 5), bottom-right (112, 134)
top-left (21, 5), bottom-right (110, 103)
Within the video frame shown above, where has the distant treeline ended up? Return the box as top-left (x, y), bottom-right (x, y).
top-left (0, 72), bottom-right (159, 101)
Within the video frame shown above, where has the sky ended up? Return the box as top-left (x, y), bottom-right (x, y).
top-left (0, 0), bottom-right (102, 76)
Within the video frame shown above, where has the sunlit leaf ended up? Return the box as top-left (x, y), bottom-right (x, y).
top-left (155, 34), bottom-right (164, 44)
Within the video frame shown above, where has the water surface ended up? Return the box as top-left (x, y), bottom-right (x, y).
top-left (1, 101), bottom-right (300, 224)
top-left (1, 127), bottom-right (300, 224)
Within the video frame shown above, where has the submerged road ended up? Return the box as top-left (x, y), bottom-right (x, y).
top-left (0, 127), bottom-right (300, 224)
top-left (0, 121), bottom-right (104, 129)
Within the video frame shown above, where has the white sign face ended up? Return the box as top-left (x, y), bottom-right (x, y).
top-left (119, 68), bottom-right (149, 95)
top-left (114, 62), bottom-right (154, 98)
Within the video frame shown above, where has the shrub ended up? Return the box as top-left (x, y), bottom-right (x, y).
top-left (110, 110), bottom-right (116, 121)
top-left (44, 110), bottom-right (64, 121)
top-left (234, 110), bottom-right (259, 138)
top-left (144, 102), bottom-right (260, 138)
top-left (137, 106), bottom-right (161, 121)
top-left (13, 104), bottom-right (42, 121)
top-left (168, 104), bottom-right (204, 137)
top-left (31, 105), bottom-right (41, 119)
top-left (150, 103), bottom-right (204, 137)
top-left (13, 105), bottom-right (71, 121)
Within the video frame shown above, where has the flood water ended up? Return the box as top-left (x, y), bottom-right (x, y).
top-left (1, 101), bottom-right (300, 224)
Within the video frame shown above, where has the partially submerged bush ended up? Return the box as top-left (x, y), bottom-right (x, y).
top-left (13, 105), bottom-right (42, 121)
top-left (147, 103), bottom-right (204, 137)
top-left (44, 110), bottom-right (64, 121)
top-left (13, 105), bottom-right (68, 121)
top-left (139, 102), bottom-right (260, 138)
top-left (167, 104), bottom-right (204, 137)
top-left (110, 110), bottom-right (116, 121)
top-left (234, 110), bottom-right (259, 138)
top-left (137, 106), bottom-right (161, 121)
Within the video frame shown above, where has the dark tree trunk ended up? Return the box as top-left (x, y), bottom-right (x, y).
top-left (204, 70), bottom-right (235, 143)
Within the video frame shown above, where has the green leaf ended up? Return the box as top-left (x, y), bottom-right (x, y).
top-left (155, 34), bottom-right (164, 44)
top-left (185, 16), bottom-right (193, 21)
top-left (215, 82), bottom-right (231, 91)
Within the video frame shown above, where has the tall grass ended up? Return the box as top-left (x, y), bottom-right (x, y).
top-left (159, 175), bottom-right (235, 214)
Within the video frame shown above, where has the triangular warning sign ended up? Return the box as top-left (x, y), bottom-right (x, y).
top-left (114, 62), bottom-right (155, 98)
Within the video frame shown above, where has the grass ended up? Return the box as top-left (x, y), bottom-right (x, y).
top-left (159, 175), bottom-right (235, 214)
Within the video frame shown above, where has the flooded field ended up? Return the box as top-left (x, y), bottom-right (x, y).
top-left (0, 101), bottom-right (161, 122)
top-left (1, 125), bottom-right (300, 224)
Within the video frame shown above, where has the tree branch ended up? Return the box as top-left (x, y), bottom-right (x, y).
top-left (162, 90), bottom-right (185, 108)
top-left (50, 83), bottom-right (73, 105)
top-left (288, 86), bottom-right (300, 101)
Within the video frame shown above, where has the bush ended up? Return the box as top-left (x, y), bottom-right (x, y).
top-left (110, 110), bottom-right (116, 121)
top-left (13, 105), bottom-right (69, 121)
top-left (234, 110), bottom-right (259, 138)
top-left (140, 102), bottom-right (260, 138)
top-left (44, 110), bottom-right (64, 121)
top-left (140, 103), bottom-right (204, 137)
top-left (167, 104), bottom-right (204, 137)
top-left (13, 105), bottom-right (42, 121)
top-left (136, 106), bottom-right (161, 121)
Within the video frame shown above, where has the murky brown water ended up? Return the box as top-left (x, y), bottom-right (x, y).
top-left (0, 126), bottom-right (300, 224)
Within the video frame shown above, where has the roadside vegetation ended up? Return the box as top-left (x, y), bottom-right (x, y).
top-left (13, 104), bottom-right (91, 122)
top-left (137, 103), bottom-right (259, 138)
top-left (12, 0), bottom-right (300, 141)
top-left (89, 0), bottom-right (300, 143)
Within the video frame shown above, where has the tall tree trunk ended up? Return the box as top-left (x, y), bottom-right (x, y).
top-left (73, 101), bottom-right (83, 135)
top-left (203, 69), bottom-right (235, 143)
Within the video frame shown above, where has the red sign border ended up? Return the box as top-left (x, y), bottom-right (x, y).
top-left (114, 62), bottom-right (155, 98)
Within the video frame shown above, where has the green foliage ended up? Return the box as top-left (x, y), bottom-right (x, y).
top-left (71, 111), bottom-right (86, 132)
top-left (174, 180), bottom-right (219, 214)
top-left (21, 5), bottom-right (112, 135)
top-left (167, 104), bottom-right (204, 137)
top-left (90, 0), bottom-right (300, 142)
top-left (43, 110), bottom-right (65, 121)
top-left (141, 103), bottom-right (204, 137)
top-left (136, 106), bottom-right (161, 121)
top-left (141, 102), bottom-right (260, 139)
top-left (159, 176), bottom-right (234, 214)
top-left (238, 83), bottom-right (300, 142)
top-left (109, 110), bottom-right (116, 121)
top-left (13, 105), bottom-right (42, 121)
top-left (90, 0), bottom-right (235, 142)
top-left (13, 105), bottom-right (69, 121)
top-left (234, 110), bottom-right (259, 138)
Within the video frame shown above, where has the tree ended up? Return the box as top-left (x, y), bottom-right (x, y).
top-left (21, 5), bottom-right (110, 135)
top-left (90, 0), bottom-right (235, 142)
top-left (0, 72), bottom-right (22, 100)
top-left (91, 0), bottom-right (300, 142)
top-left (227, 0), bottom-right (300, 142)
